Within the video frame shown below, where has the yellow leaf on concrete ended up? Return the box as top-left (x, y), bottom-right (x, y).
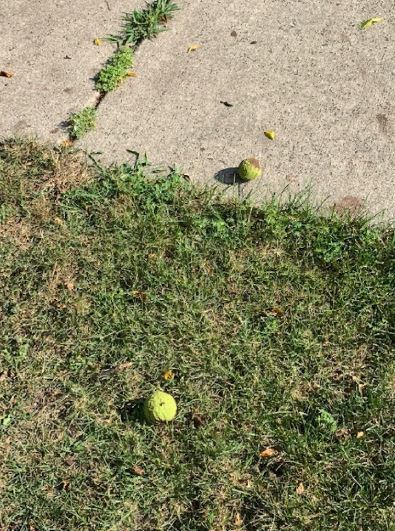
top-left (93, 38), bottom-right (103, 45)
top-left (126, 71), bottom-right (138, 77)
top-left (264, 130), bottom-right (276, 140)
top-left (360, 17), bottom-right (384, 30)
top-left (187, 44), bottom-right (201, 53)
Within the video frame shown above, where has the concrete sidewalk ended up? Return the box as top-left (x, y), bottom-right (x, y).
top-left (1, 0), bottom-right (394, 219)
top-left (0, 0), bottom-right (141, 139)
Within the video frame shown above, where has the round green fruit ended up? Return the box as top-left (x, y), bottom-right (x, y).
top-left (143, 390), bottom-right (177, 423)
top-left (238, 158), bottom-right (262, 181)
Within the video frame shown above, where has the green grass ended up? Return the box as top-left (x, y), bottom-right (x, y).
top-left (68, 107), bottom-right (97, 140)
top-left (95, 47), bottom-right (134, 93)
top-left (0, 139), bottom-right (394, 530)
top-left (107, 0), bottom-right (179, 46)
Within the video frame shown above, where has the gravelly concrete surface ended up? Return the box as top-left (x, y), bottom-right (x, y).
top-left (81, 0), bottom-right (395, 219)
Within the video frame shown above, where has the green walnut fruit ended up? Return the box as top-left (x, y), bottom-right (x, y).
top-left (143, 390), bottom-right (177, 423)
top-left (238, 158), bottom-right (262, 181)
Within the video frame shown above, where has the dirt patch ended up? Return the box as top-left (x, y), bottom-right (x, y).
top-left (334, 195), bottom-right (364, 216)
top-left (0, 218), bottom-right (33, 250)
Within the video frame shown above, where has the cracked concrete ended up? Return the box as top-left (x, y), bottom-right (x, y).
top-left (0, 0), bottom-right (141, 140)
top-left (1, 0), bottom-right (394, 219)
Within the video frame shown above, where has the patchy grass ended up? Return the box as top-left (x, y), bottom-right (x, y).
top-left (0, 139), bottom-right (394, 530)
top-left (68, 107), bottom-right (97, 140)
top-left (95, 47), bottom-right (134, 93)
top-left (107, 0), bottom-right (179, 46)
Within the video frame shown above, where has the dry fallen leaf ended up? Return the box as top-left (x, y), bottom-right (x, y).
top-left (117, 361), bottom-right (133, 371)
top-left (356, 431), bottom-right (365, 439)
top-left (53, 217), bottom-right (65, 226)
top-left (264, 130), bottom-right (276, 140)
top-left (296, 482), bottom-right (305, 495)
top-left (131, 290), bottom-right (147, 302)
top-left (234, 512), bottom-right (243, 527)
top-left (335, 427), bottom-right (351, 440)
top-left (57, 480), bottom-right (70, 491)
top-left (65, 281), bottom-right (75, 292)
top-left (61, 140), bottom-right (73, 148)
top-left (163, 369), bottom-right (175, 381)
top-left (187, 44), bottom-right (201, 53)
top-left (359, 17), bottom-right (384, 30)
top-left (269, 306), bottom-right (284, 317)
top-left (93, 38), bottom-right (103, 46)
top-left (64, 455), bottom-right (76, 467)
top-left (131, 465), bottom-right (145, 476)
top-left (259, 447), bottom-right (277, 459)
top-left (191, 410), bottom-right (205, 428)
top-left (0, 71), bottom-right (14, 78)
top-left (126, 71), bottom-right (138, 77)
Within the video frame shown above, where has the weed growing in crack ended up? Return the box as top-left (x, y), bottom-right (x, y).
top-left (95, 47), bottom-right (134, 93)
top-left (106, 0), bottom-right (179, 46)
top-left (68, 107), bottom-right (97, 139)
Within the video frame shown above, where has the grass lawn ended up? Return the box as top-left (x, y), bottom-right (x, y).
top-left (0, 139), bottom-right (394, 530)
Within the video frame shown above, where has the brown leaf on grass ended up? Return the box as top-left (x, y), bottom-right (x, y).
top-left (351, 374), bottom-right (367, 395)
top-left (356, 431), bottom-right (365, 439)
top-left (296, 482), bottom-right (305, 495)
top-left (187, 44), bottom-right (201, 53)
top-left (0, 70), bottom-right (14, 78)
top-left (117, 361), bottom-right (133, 371)
top-left (57, 480), bottom-right (70, 491)
top-left (65, 281), bottom-right (75, 292)
top-left (335, 427), bottom-right (351, 440)
top-left (269, 306), bottom-right (284, 317)
top-left (53, 217), bottom-right (65, 226)
top-left (131, 290), bottom-right (147, 302)
top-left (259, 447), bottom-right (277, 458)
top-left (64, 455), bottom-right (76, 467)
top-left (234, 512), bottom-right (243, 526)
top-left (191, 411), bottom-right (205, 428)
top-left (0, 370), bottom-right (10, 383)
top-left (131, 465), bottom-right (145, 476)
